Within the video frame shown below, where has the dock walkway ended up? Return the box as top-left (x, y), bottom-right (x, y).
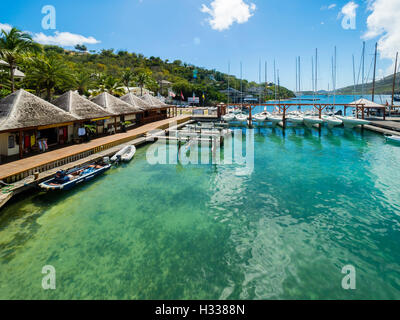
top-left (0, 116), bottom-right (190, 183)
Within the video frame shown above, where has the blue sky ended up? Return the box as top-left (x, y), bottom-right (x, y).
top-left (1, 0), bottom-right (399, 91)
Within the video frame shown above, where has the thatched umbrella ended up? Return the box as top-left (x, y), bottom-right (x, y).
top-left (140, 93), bottom-right (168, 108)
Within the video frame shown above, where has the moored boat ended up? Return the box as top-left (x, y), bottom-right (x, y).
top-left (303, 116), bottom-right (323, 128)
top-left (286, 115), bottom-right (304, 125)
top-left (111, 145), bottom-right (136, 162)
top-left (269, 114), bottom-right (283, 127)
top-left (222, 113), bottom-right (236, 122)
top-left (253, 112), bottom-right (269, 123)
top-left (235, 113), bottom-right (248, 124)
top-left (322, 115), bottom-right (343, 129)
top-left (335, 116), bottom-right (370, 129)
top-left (385, 134), bottom-right (400, 144)
top-left (39, 162), bottom-right (111, 191)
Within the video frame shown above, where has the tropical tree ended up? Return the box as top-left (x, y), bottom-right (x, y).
top-left (75, 71), bottom-right (94, 96)
top-left (92, 74), bottom-right (125, 97)
top-left (121, 69), bottom-right (134, 93)
top-left (134, 68), bottom-right (155, 96)
top-left (26, 54), bottom-right (75, 101)
top-left (0, 27), bottom-right (41, 92)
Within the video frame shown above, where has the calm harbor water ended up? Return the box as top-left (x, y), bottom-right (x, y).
top-left (1, 122), bottom-right (400, 300)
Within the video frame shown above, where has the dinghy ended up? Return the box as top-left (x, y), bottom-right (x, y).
top-left (322, 115), bottom-right (343, 129)
top-left (385, 135), bottom-right (400, 144)
top-left (39, 162), bottom-right (111, 191)
top-left (235, 113), bottom-right (248, 124)
top-left (111, 145), bottom-right (136, 162)
top-left (222, 113), bottom-right (236, 123)
top-left (252, 112), bottom-right (268, 123)
top-left (303, 116), bottom-right (323, 128)
top-left (335, 116), bottom-right (370, 129)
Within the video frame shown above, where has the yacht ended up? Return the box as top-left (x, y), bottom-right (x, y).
top-left (335, 116), bottom-right (370, 129)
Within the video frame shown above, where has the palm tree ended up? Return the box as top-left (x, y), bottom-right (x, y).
top-left (0, 27), bottom-right (41, 92)
top-left (92, 74), bottom-right (125, 97)
top-left (75, 71), bottom-right (94, 96)
top-left (135, 70), bottom-right (153, 96)
top-left (121, 69), bottom-right (134, 93)
top-left (27, 54), bottom-right (75, 101)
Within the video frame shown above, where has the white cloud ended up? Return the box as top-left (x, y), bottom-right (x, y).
top-left (363, 0), bottom-right (400, 65)
top-left (201, 0), bottom-right (256, 31)
top-left (321, 3), bottom-right (337, 10)
top-left (33, 31), bottom-right (100, 47)
top-left (0, 22), bottom-right (12, 33)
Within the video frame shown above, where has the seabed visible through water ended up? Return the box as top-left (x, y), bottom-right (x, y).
top-left (1, 124), bottom-right (400, 300)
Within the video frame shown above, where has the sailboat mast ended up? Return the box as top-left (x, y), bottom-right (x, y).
top-left (333, 46), bottom-right (337, 106)
top-left (352, 54), bottom-right (356, 101)
top-left (362, 41), bottom-right (365, 97)
top-left (240, 61), bottom-right (243, 108)
top-left (298, 56), bottom-right (301, 93)
top-left (372, 43), bottom-right (377, 102)
top-left (274, 60), bottom-right (277, 102)
top-left (315, 48), bottom-right (318, 95)
top-left (312, 56), bottom-right (315, 103)
top-left (227, 61), bottom-right (230, 106)
top-left (391, 52), bottom-right (399, 111)
top-left (259, 59), bottom-right (262, 104)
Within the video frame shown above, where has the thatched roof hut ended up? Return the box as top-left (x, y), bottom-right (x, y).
top-left (120, 92), bottom-right (154, 110)
top-left (91, 92), bottom-right (142, 115)
top-left (0, 89), bottom-right (78, 132)
top-left (348, 98), bottom-right (384, 108)
top-left (53, 91), bottom-right (113, 120)
top-left (141, 93), bottom-right (168, 108)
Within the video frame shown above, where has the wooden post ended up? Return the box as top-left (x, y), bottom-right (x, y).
top-left (114, 116), bottom-right (117, 133)
top-left (282, 105), bottom-right (286, 129)
top-left (249, 106), bottom-right (252, 127)
top-left (362, 107), bottom-right (365, 120)
top-left (19, 130), bottom-right (23, 159)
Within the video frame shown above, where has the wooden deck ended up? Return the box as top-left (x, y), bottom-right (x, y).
top-left (368, 118), bottom-right (400, 133)
top-left (0, 116), bottom-right (190, 182)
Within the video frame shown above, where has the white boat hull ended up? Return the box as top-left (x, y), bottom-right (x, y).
top-left (269, 116), bottom-right (282, 126)
top-left (111, 145), bottom-right (136, 162)
top-left (286, 116), bottom-right (304, 125)
top-left (386, 135), bottom-right (400, 144)
top-left (336, 116), bottom-right (370, 129)
top-left (222, 114), bottom-right (236, 122)
top-left (303, 117), bottom-right (323, 128)
top-left (322, 116), bottom-right (343, 129)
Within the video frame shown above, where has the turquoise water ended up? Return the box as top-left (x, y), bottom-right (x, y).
top-left (1, 125), bottom-right (400, 299)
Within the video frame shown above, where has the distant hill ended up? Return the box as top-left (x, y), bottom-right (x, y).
top-left (336, 72), bottom-right (400, 95)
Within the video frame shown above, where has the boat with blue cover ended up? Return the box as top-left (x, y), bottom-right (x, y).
top-left (39, 162), bottom-right (111, 191)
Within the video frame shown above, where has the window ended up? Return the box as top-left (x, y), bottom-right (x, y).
top-left (8, 134), bottom-right (15, 149)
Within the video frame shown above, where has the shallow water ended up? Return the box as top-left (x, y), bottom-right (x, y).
top-left (1, 126), bottom-right (400, 299)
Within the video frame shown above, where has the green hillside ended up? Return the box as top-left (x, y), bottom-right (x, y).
top-left (336, 72), bottom-right (400, 95)
top-left (0, 28), bottom-right (295, 103)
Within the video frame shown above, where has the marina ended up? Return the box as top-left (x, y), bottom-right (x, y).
top-left (2, 0), bottom-right (400, 303)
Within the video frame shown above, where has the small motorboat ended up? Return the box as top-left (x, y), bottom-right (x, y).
top-left (235, 113), bottom-right (248, 124)
top-left (322, 115), bottom-right (343, 129)
top-left (252, 112), bottom-right (269, 123)
top-left (39, 162), bottom-right (111, 191)
top-left (222, 113), bottom-right (236, 123)
top-left (303, 116), bottom-right (323, 128)
top-left (111, 145), bottom-right (136, 162)
top-left (335, 116), bottom-right (370, 129)
top-left (385, 134), bottom-right (400, 144)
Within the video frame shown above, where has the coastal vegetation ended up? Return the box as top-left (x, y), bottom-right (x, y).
top-left (0, 27), bottom-right (295, 103)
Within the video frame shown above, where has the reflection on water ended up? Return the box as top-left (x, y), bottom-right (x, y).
top-left (1, 126), bottom-right (400, 299)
